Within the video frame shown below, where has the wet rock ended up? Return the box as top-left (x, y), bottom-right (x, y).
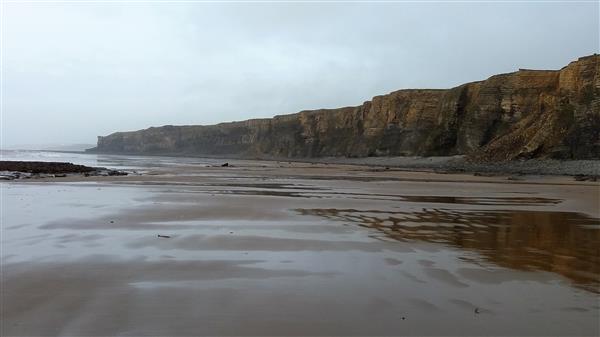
top-left (0, 161), bottom-right (95, 174)
top-left (0, 171), bottom-right (35, 180)
top-left (0, 172), bottom-right (18, 180)
top-left (574, 174), bottom-right (598, 181)
top-left (108, 170), bottom-right (128, 176)
top-left (0, 161), bottom-right (128, 180)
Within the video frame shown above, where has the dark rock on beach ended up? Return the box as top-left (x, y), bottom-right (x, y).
top-left (0, 161), bottom-right (128, 180)
top-left (0, 161), bottom-right (96, 174)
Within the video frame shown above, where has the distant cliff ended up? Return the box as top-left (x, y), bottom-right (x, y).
top-left (89, 55), bottom-right (600, 161)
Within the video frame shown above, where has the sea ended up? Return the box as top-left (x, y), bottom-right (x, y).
top-left (0, 149), bottom-right (227, 171)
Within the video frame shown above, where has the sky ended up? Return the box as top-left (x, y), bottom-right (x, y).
top-left (1, 1), bottom-right (598, 149)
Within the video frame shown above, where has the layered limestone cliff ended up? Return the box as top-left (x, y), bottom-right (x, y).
top-left (90, 55), bottom-right (600, 160)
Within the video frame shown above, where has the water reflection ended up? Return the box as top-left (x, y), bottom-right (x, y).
top-left (159, 183), bottom-right (563, 205)
top-left (296, 207), bottom-right (600, 293)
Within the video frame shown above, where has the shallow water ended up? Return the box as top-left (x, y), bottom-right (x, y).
top-left (297, 207), bottom-right (600, 293)
top-left (0, 149), bottom-right (231, 171)
top-left (1, 154), bottom-right (599, 336)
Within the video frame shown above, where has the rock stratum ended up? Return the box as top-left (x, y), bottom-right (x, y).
top-left (89, 55), bottom-right (600, 161)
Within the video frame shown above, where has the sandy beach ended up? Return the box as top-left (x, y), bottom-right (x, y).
top-left (4, 0), bottom-right (599, 335)
top-left (1, 156), bottom-right (599, 336)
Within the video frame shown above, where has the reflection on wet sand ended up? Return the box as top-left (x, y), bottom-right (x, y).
top-left (1, 257), bottom-right (334, 336)
top-left (297, 207), bottom-right (600, 293)
top-left (144, 184), bottom-right (564, 206)
top-left (2, 156), bottom-right (599, 336)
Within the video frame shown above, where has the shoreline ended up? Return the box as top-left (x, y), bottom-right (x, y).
top-left (84, 150), bottom-right (600, 177)
top-left (6, 159), bottom-right (598, 215)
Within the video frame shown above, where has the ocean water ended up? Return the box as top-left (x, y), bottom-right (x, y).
top-left (0, 149), bottom-right (227, 171)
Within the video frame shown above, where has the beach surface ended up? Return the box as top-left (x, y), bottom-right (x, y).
top-left (1, 152), bottom-right (599, 336)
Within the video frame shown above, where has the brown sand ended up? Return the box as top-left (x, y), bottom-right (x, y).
top-left (1, 159), bottom-right (599, 336)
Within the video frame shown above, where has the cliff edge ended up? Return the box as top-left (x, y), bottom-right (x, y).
top-left (89, 55), bottom-right (600, 161)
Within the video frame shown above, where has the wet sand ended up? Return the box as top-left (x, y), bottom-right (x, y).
top-left (1, 158), bottom-right (599, 336)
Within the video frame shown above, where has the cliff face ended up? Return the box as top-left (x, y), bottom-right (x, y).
top-left (91, 55), bottom-right (600, 160)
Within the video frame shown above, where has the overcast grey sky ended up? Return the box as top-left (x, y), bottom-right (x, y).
top-left (2, 1), bottom-right (598, 148)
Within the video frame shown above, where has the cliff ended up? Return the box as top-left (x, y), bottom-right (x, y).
top-left (90, 55), bottom-right (600, 160)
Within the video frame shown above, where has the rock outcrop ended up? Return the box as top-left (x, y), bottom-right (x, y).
top-left (0, 161), bottom-right (128, 180)
top-left (89, 55), bottom-right (600, 161)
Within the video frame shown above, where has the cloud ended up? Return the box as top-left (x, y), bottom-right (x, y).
top-left (2, 2), bottom-right (598, 147)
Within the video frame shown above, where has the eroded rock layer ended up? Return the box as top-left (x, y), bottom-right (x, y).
top-left (90, 55), bottom-right (600, 160)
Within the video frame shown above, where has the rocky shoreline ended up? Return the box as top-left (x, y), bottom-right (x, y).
top-left (300, 156), bottom-right (600, 178)
top-left (1, 156), bottom-right (598, 181)
top-left (81, 148), bottom-right (600, 178)
top-left (0, 161), bottom-right (128, 180)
